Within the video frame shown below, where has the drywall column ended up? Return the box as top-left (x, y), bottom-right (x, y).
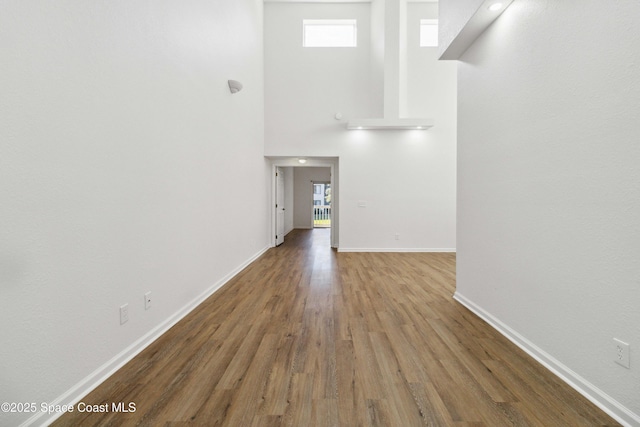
top-left (398, 0), bottom-right (408, 118)
top-left (381, 0), bottom-right (408, 119)
top-left (370, 0), bottom-right (385, 116)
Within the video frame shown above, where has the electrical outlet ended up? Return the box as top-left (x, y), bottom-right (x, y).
top-left (614, 338), bottom-right (630, 369)
top-left (120, 304), bottom-right (129, 325)
top-left (144, 292), bottom-right (152, 310)
top-left (395, 233), bottom-right (400, 240)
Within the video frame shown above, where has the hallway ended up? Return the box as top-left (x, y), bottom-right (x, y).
top-left (54, 229), bottom-right (618, 426)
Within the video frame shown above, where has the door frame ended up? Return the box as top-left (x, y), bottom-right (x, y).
top-left (268, 157), bottom-right (338, 249)
top-left (275, 166), bottom-right (285, 246)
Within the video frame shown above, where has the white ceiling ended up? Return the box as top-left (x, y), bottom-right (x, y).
top-left (264, 0), bottom-right (437, 3)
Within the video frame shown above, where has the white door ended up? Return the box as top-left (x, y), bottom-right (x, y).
top-left (275, 167), bottom-right (285, 246)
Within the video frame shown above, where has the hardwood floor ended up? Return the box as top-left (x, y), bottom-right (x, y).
top-left (53, 229), bottom-right (619, 426)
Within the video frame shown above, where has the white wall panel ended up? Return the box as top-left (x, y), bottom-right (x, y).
top-left (453, 1), bottom-right (640, 423)
top-left (0, 1), bottom-right (268, 424)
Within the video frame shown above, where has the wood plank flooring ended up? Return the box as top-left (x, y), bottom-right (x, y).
top-left (53, 229), bottom-right (619, 426)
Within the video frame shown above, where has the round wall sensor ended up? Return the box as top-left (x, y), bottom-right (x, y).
top-left (335, 113), bottom-right (343, 120)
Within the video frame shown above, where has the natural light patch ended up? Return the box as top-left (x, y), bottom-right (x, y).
top-left (303, 19), bottom-right (357, 47)
top-left (420, 19), bottom-right (438, 47)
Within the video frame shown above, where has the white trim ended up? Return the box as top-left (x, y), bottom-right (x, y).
top-left (338, 248), bottom-right (456, 253)
top-left (453, 292), bottom-right (640, 427)
top-left (25, 245), bottom-right (270, 427)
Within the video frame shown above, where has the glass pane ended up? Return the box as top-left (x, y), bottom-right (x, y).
top-left (420, 20), bottom-right (438, 47)
top-left (304, 20), bottom-right (357, 47)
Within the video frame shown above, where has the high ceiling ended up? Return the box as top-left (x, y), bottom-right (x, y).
top-left (264, 0), bottom-right (437, 3)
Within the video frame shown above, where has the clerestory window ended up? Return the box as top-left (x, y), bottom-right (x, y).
top-left (303, 19), bottom-right (357, 47)
top-left (420, 19), bottom-right (438, 47)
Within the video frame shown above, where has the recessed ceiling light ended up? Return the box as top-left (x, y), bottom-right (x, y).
top-left (417, 126), bottom-right (423, 129)
top-left (357, 126), bottom-right (363, 130)
top-left (298, 158), bottom-right (307, 164)
top-left (488, 3), bottom-right (503, 11)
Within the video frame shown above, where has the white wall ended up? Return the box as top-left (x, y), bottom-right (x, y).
top-left (293, 167), bottom-right (332, 229)
top-left (0, 1), bottom-right (268, 425)
top-left (452, 0), bottom-right (640, 424)
top-left (264, 2), bottom-right (456, 252)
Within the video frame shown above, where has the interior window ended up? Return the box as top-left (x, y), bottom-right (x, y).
top-left (420, 19), bottom-right (438, 47)
top-left (303, 19), bottom-right (357, 47)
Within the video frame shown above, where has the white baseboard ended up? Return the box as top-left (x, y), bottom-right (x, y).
top-left (26, 245), bottom-right (270, 427)
top-left (338, 248), bottom-right (456, 253)
top-left (453, 292), bottom-right (640, 427)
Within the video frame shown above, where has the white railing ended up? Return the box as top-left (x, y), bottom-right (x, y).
top-left (313, 205), bottom-right (331, 227)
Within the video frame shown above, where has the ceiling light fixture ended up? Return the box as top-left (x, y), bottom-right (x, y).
top-left (488, 2), bottom-right (503, 11)
top-left (298, 158), bottom-right (307, 164)
top-left (347, 119), bottom-right (433, 130)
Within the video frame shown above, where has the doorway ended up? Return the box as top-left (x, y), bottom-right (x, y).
top-left (268, 158), bottom-right (339, 249)
top-left (312, 182), bottom-right (331, 228)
